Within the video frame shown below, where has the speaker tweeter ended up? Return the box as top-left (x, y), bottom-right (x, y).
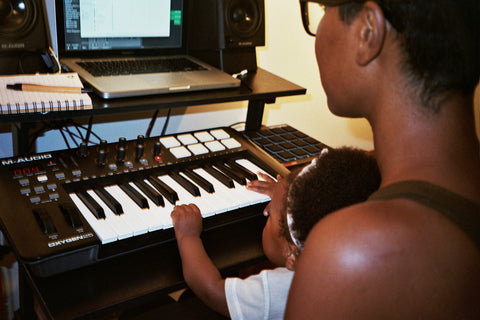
top-left (188, 0), bottom-right (265, 74)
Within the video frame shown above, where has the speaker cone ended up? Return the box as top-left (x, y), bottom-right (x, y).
top-left (226, 0), bottom-right (262, 38)
top-left (0, 0), bottom-right (36, 38)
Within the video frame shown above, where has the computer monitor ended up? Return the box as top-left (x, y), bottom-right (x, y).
top-left (56, 0), bottom-right (185, 57)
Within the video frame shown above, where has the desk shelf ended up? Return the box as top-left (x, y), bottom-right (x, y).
top-left (3, 69), bottom-right (305, 156)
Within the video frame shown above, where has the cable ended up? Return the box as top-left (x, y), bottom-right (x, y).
top-left (63, 125), bottom-right (80, 149)
top-left (161, 108), bottom-right (172, 136)
top-left (48, 47), bottom-right (62, 74)
top-left (58, 125), bottom-right (72, 150)
top-left (84, 116), bottom-right (94, 144)
top-left (74, 123), bottom-right (102, 143)
top-left (27, 119), bottom-right (103, 153)
top-left (146, 110), bottom-right (159, 138)
top-left (72, 122), bottom-right (85, 143)
top-left (229, 121), bottom-right (246, 129)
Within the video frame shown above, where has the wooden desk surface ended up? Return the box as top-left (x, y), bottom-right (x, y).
top-left (0, 68), bottom-right (306, 123)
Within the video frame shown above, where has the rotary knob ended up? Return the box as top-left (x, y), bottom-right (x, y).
top-left (79, 142), bottom-right (88, 158)
top-left (98, 149), bottom-right (107, 166)
top-left (136, 144), bottom-right (144, 159)
top-left (117, 147), bottom-right (126, 162)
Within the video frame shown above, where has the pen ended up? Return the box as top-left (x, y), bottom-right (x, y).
top-left (6, 83), bottom-right (92, 94)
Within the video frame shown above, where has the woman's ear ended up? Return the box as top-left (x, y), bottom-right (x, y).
top-left (355, 1), bottom-right (386, 66)
top-left (285, 244), bottom-right (299, 271)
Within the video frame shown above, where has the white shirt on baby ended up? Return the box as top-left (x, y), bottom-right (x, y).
top-left (225, 267), bottom-right (294, 320)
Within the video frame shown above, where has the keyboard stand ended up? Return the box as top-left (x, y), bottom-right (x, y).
top-left (19, 214), bottom-right (266, 320)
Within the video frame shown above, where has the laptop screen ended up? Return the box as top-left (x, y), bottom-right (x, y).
top-left (57, 0), bottom-right (184, 55)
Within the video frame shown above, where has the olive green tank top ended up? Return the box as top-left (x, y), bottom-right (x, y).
top-left (368, 180), bottom-right (480, 248)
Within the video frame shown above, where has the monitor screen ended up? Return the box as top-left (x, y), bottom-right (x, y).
top-left (57, 0), bottom-right (184, 53)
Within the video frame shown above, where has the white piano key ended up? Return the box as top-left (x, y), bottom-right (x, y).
top-left (235, 159), bottom-right (274, 203)
top-left (193, 168), bottom-right (247, 211)
top-left (104, 185), bottom-right (150, 236)
top-left (128, 182), bottom-right (171, 231)
top-left (86, 190), bottom-right (134, 240)
top-left (232, 179), bottom-right (267, 205)
top-left (236, 159), bottom-right (276, 182)
top-left (157, 175), bottom-right (216, 217)
top-left (143, 179), bottom-right (175, 229)
top-left (178, 171), bottom-right (223, 217)
top-left (69, 193), bottom-right (117, 244)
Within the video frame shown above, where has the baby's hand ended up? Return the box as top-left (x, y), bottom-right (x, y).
top-left (246, 173), bottom-right (280, 198)
top-left (171, 204), bottom-right (203, 241)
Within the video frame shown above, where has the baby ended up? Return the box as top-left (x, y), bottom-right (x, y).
top-left (171, 146), bottom-right (380, 319)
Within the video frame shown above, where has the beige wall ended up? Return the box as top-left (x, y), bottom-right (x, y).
top-left (257, 0), bottom-right (374, 150)
top-left (4, 1), bottom-right (478, 156)
top-left (178, 0), bottom-right (374, 151)
top-left (257, 0), bottom-right (479, 148)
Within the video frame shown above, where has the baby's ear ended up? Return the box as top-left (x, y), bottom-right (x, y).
top-left (285, 244), bottom-right (299, 271)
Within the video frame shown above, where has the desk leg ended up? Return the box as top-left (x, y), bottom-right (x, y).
top-left (16, 263), bottom-right (36, 320)
top-left (11, 122), bottom-right (35, 156)
top-left (246, 100), bottom-right (268, 131)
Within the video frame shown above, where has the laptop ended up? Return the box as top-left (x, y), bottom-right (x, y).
top-left (55, 0), bottom-right (240, 99)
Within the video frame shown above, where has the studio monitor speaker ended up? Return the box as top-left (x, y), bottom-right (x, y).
top-left (188, 0), bottom-right (265, 74)
top-left (0, 0), bottom-right (53, 75)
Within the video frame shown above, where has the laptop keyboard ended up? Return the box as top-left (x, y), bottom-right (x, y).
top-left (243, 124), bottom-right (330, 168)
top-left (77, 57), bottom-right (207, 77)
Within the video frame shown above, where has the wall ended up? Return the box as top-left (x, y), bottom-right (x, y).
top-left (1, 0), bottom-right (479, 158)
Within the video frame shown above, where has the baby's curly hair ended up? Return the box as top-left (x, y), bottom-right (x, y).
top-left (281, 147), bottom-right (381, 249)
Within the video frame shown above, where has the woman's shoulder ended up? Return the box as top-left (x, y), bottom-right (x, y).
top-left (309, 197), bottom-right (479, 260)
top-left (291, 198), bottom-right (480, 318)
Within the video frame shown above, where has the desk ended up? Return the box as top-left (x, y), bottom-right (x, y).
top-left (20, 214), bottom-right (267, 320)
top-left (3, 69), bottom-right (305, 319)
top-left (1, 68), bottom-right (306, 156)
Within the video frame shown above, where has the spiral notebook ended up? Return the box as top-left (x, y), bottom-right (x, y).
top-left (0, 73), bottom-right (92, 115)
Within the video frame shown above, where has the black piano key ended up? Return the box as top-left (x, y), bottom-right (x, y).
top-left (76, 190), bottom-right (106, 219)
top-left (147, 176), bottom-right (179, 205)
top-left (169, 171), bottom-right (201, 197)
top-left (32, 208), bottom-right (57, 235)
top-left (214, 162), bottom-right (247, 185)
top-left (119, 182), bottom-right (149, 209)
top-left (203, 165), bottom-right (235, 188)
top-left (94, 186), bottom-right (124, 215)
top-left (133, 179), bottom-right (165, 207)
top-left (59, 203), bottom-right (84, 228)
top-left (183, 168), bottom-right (215, 193)
top-left (226, 160), bottom-right (258, 181)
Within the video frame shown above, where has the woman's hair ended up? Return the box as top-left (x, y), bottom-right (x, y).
top-left (338, 0), bottom-right (479, 112)
top-left (280, 147), bottom-right (381, 249)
